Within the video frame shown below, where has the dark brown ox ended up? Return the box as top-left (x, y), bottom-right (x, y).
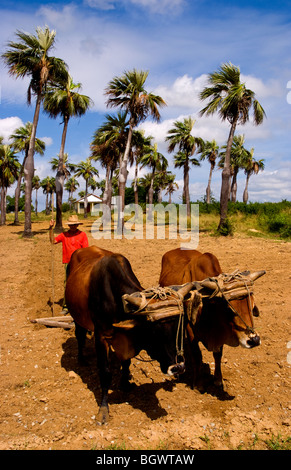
top-left (159, 248), bottom-right (265, 389)
top-left (65, 246), bottom-right (188, 424)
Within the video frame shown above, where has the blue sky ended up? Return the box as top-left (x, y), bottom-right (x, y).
top-left (1, 0), bottom-right (291, 210)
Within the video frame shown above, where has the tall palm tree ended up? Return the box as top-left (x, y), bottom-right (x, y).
top-left (200, 139), bottom-right (219, 204)
top-left (243, 149), bottom-right (265, 203)
top-left (90, 112), bottom-right (128, 209)
top-left (2, 26), bottom-right (68, 236)
top-left (65, 177), bottom-right (79, 209)
top-left (10, 122), bottom-right (45, 224)
top-left (140, 142), bottom-right (168, 219)
top-left (200, 62), bottom-right (265, 231)
top-left (105, 69), bottom-right (166, 229)
top-left (0, 145), bottom-right (20, 225)
top-left (43, 75), bottom-right (92, 231)
top-left (166, 117), bottom-right (203, 217)
top-left (74, 159), bottom-right (99, 217)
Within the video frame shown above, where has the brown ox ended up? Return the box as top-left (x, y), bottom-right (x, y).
top-left (159, 248), bottom-right (265, 389)
top-left (65, 246), bottom-right (188, 424)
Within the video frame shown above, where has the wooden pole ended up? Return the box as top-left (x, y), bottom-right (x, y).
top-left (51, 192), bottom-right (55, 316)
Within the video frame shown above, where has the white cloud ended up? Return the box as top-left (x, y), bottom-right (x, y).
top-left (128, 0), bottom-right (185, 14)
top-left (154, 74), bottom-right (208, 110)
top-left (242, 75), bottom-right (282, 99)
top-left (84, 0), bottom-right (116, 10)
top-left (41, 137), bottom-right (53, 147)
top-left (0, 117), bottom-right (24, 143)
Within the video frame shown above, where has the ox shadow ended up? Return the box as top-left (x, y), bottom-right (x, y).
top-left (182, 362), bottom-right (236, 401)
top-left (60, 334), bottom-right (175, 421)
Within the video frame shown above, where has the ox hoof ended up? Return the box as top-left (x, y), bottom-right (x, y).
top-left (214, 378), bottom-right (224, 389)
top-left (97, 406), bottom-right (109, 425)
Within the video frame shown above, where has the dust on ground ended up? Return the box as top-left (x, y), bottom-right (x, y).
top-left (0, 220), bottom-right (290, 450)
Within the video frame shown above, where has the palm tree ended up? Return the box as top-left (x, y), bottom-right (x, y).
top-left (166, 117), bottom-right (203, 217)
top-left (10, 122), bottom-right (45, 224)
top-left (0, 145), bottom-right (20, 225)
top-left (200, 62), bottom-right (265, 231)
top-left (41, 176), bottom-right (56, 215)
top-left (32, 175), bottom-right (40, 216)
top-left (140, 142), bottom-right (168, 219)
top-left (74, 159), bottom-right (99, 217)
top-left (43, 75), bottom-right (92, 231)
top-left (65, 176), bottom-right (79, 209)
top-left (2, 26), bottom-right (68, 237)
top-left (90, 112), bottom-right (128, 209)
top-left (243, 150), bottom-right (265, 203)
top-left (200, 139), bottom-right (219, 204)
top-left (131, 130), bottom-right (152, 205)
top-left (105, 69), bottom-right (166, 229)
top-left (219, 134), bottom-right (249, 202)
top-left (165, 174), bottom-right (179, 204)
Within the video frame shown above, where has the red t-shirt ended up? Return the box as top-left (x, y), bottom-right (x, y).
top-left (54, 230), bottom-right (89, 263)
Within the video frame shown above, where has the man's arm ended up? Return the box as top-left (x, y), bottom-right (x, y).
top-left (49, 219), bottom-right (57, 244)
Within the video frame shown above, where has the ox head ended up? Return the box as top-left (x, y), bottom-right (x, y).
top-left (197, 270), bottom-right (266, 349)
top-left (122, 283), bottom-right (196, 377)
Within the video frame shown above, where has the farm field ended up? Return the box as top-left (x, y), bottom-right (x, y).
top-left (0, 218), bottom-right (290, 450)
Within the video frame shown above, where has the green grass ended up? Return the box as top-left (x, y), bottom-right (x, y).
top-left (4, 200), bottom-right (291, 242)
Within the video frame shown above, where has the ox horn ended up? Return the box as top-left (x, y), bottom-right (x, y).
top-left (199, 279), bottom-right (218, 290)
top-left (123, 293), bottom-right (144, 309)
top-left (249, 270), bottom-right (266, 282)
top-left (177, 282), bottom-right (196, 298)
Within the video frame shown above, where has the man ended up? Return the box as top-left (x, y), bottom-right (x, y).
top-left (49, 215), bottom-right (89, 312)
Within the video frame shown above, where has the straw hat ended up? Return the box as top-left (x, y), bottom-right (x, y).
top-left (66, 215), bottom-right (83, 226)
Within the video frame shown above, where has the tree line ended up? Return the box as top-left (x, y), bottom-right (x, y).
top-left (0, 26), bottom-right (265, 235)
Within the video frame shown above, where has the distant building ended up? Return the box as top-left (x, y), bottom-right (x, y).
top-left (74, 194), bottom-right (102, 214)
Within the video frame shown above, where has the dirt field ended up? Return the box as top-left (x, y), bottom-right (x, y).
top-left (0, 219), bottom-right (290, 450)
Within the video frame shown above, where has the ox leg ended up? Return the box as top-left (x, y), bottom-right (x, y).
top-left (213, 346), bottom-right (223, 388)
top-left (188, 340), bottom-right (204, 391)
top-left (95, 336), bottom-right (111, 425)
top-left (75, 323), bottom-right (87, 365)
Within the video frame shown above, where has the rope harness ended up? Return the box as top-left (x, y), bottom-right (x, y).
top-left (123, 286), bottom-right (186, 363)
top-left (121, 270), bottom-right (259, 365)
top-left (202, 270), bottom-right (256, 334)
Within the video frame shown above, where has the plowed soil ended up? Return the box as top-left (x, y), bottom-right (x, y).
top-left (0, 219), bottom-right (290, 450)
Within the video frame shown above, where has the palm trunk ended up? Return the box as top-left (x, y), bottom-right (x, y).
top-left (13, 153), bottom-right (27, 225)
top-left (243, 171), bottom-right (251, 203)
top-left (231, 168), bottom-right (239, 202)
top-left (84, 179), bottom-right (88, 218)
top-left (134, 160), bottom-right (139, 205)
top-left (184, 157), bottom-right (190, 218)
top-left (118, 122), bottom-right (134, 232)
top-left (23, 93), bottom-right (42, 237)
top-left (55, 116), bottom-right (69, 232)
top-left (35, 189), bottom-right (38, 216)
top-left (0, 186), bottom-right (7, 225)
top-left (206, 163), bottom-right (214, 204)
top-left (148, 168), bottom-right (155, 221)
top-left (218, 117), bottom-right (237, 231)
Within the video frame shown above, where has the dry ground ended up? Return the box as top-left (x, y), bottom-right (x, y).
top-left (0, 219), bottom-right (290, 450)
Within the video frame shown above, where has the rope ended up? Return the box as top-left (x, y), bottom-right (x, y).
top-left (206, 273), bottom-right (255, 334)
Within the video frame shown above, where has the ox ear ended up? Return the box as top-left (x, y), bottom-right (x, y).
top-left (252, 305), bottom-right (260, 317)
top-left (249, 270), bottom-right (266, 282)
